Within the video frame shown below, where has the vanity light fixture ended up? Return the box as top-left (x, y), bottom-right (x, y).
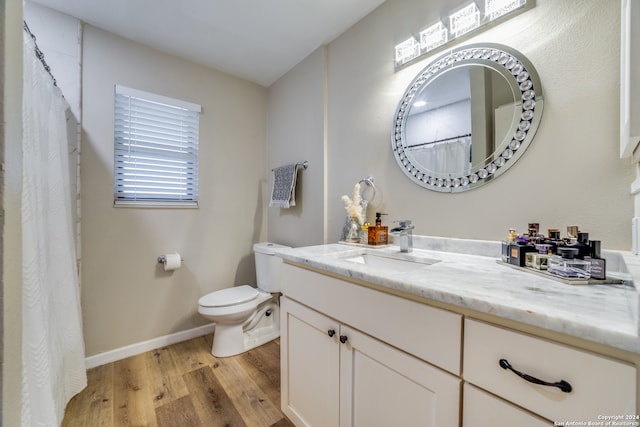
top-left (394, 0), bottom-right (528, 69)
top-left (449, 3), bottom-right (481, 38)
top-left (485, 0), bottom-right (527, 21)
top-left (419, 21), bottom-right (448, 53)
top-left (395, 36), bottom-right (421, 66)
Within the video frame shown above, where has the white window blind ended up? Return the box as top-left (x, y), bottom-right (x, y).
top-left (114, 85), bottom-right (201, 207)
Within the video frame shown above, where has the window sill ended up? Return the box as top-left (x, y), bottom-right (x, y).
top-left (114, 200), bottom-right (198, 209)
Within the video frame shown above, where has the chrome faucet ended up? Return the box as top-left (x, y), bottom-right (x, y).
top-left (390, 220), bottom-right (414, 253)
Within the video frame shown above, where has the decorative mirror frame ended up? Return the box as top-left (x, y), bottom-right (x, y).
top-left (391, 43), bottom-right (543, 193)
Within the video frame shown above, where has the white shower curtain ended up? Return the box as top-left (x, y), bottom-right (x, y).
top-left (411, 137), bottom-right (472, 176)
top-left (22, 30), bottom-right (86, 426)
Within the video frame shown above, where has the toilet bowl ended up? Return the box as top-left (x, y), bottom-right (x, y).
top-left (198, 242), bottom-right (289, 357)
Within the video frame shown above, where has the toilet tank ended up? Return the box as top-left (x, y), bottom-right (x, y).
top-left (253, 242), bottom-right (290, 292)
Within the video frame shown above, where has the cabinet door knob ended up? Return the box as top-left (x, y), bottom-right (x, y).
top-left (327, 329), bottom-right (336, 338)
top-left (499, 358), bottom-right (572, 393)
top-left (339, 335), bottom-right (348, 344)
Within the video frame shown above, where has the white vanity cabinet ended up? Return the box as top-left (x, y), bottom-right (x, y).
top-left (281, 297), bottom-right (460, 427)
top-left (280, 263), bottom-right (462, 427)
top-left (279, 260), bottom-right (638, 426)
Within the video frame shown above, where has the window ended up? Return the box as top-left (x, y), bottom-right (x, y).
top-left (114, 85), bottom-right (201, 207)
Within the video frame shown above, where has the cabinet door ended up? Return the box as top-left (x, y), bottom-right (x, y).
top-left (463, 383), bottom-right (551, 426)
top-left (339, 325), bottom-right (460, 427)
top-left (281, 297), bottom-right (340, 427)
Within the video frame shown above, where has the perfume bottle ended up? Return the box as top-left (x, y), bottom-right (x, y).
top-left (584, 240), bottom-right (606, 280)
top-left (548, 247), bottom-right (591, 279)
top-left (502, 228), bottom-right (518, 262)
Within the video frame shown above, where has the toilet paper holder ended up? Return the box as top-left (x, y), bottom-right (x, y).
top-left (157, 254), bottom-right (184, 264)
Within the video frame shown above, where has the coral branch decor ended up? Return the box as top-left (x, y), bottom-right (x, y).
top-left (341, 183), bottom-right (363, 225)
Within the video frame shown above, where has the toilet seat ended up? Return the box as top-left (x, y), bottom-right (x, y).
top-left (198, 285), bottom-right (258, 308)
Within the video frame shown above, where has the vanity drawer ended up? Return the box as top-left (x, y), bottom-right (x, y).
top-left (463, 318), bottom-right (636, 423)
top-left (281, 263), bottom-right (462, 374)
top-left (463, 383), bottom-right (550, 427)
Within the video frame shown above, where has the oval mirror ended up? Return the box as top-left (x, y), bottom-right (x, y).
top-left (392, 43), bottom-right (543, 192)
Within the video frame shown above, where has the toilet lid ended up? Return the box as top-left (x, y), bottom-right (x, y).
top-left (198, 285), bottom-right (259, 308)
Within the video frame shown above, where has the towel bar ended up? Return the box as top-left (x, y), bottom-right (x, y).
top-left (271, 161), bottom-right (308, 171)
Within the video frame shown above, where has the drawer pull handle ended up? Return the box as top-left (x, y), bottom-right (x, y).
top-left (327, 329), bottom-right (336, 338)
top-left (499, 359), bottom-right (572, 393)
top-left (339, 335), bottom-right (348, 344)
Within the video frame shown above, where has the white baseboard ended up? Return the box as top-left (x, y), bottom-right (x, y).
top-left (85, 323), bottom-right (215, 369)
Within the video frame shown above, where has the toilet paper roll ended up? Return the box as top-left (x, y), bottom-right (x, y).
top-left (163, 253), bottom-right (182, 271)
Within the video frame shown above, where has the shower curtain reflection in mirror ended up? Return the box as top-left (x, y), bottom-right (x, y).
top-left (22, 30), bottom-right (86, 426)
top-left (404, 100), bottom-right (473, 176)
top-left (407, 136), bottom-right (472, 176)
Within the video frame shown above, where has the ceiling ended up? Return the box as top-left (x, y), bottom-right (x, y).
top-left (31, 0), bottom-right (386, 87)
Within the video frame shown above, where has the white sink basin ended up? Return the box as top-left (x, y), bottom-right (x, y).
top-left (332, 250), bottom-right (440, 272)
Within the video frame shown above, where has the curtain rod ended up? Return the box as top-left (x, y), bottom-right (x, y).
top-left (406, 133), bottom-right (472, 149)
top-left (23, 20), bottom-right (58, 87)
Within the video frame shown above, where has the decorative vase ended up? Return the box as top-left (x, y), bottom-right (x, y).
top-left (345, 217), bottom-right (361, 243)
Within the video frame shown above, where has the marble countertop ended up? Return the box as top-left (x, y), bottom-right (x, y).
top-left (275, 237), bottom-right (640, 354)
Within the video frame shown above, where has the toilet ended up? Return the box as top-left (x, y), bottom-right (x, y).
top-left (198, 242), bottom-right (289, 357)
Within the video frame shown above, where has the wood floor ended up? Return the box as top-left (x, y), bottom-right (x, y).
top-left (62, 335), bottom-right (294, 427)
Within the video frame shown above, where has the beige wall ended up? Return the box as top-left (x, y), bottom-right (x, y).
top-left (81, 26), bottom-right (268, 356)
top-left (268, 0), bottom-right (634, 250)
top-left (267, 47), bottom-right (326, 247)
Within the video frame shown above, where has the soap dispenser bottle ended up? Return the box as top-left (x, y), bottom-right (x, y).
top-left (368, 212), bottom-right (388, 245)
